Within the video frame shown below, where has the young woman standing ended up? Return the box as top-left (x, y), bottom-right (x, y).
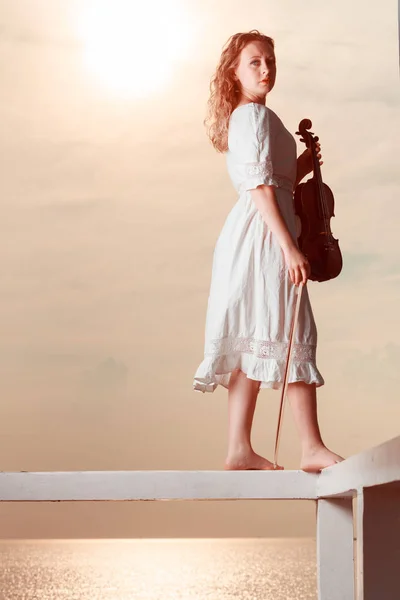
top-left (193, 31), bottom-right (343, 473)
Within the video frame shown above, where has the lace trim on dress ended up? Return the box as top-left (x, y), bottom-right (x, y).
top-left (245, 158), bottom-right (273, 178)
top-left (205, 337), bottom-right (316, 363)
top-left (244, 161), bottom-right (293, 193)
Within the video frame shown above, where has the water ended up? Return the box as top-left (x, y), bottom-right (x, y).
top-left (0, 538), bottom-right (317, 600)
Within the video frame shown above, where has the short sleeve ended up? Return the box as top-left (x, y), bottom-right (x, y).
top-left (228, 103), bottom-right (278, 191)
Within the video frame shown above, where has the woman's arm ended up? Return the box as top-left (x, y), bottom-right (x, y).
top-left (250, 185), bottom-right (297, 252)
top-left (250, 184), bottom-right (310, 285)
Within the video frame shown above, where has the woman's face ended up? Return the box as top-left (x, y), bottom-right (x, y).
top-left (234, 40), bottom-right (276, 101)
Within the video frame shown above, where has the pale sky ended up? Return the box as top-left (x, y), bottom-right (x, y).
top-left (0, 0), bottom-right (399, 539)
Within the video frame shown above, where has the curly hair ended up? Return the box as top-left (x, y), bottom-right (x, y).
top-left (204, 30), bottom-right (275, 153)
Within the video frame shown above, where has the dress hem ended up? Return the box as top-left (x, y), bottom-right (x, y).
top-left (193, 353), bottom-right (325, 393)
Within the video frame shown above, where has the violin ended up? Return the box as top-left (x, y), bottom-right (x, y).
top-left (294, 119), bottom-right (343, 282)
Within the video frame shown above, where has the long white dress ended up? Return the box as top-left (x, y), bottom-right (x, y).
top-left (193, 102), bottom-right (324, 393)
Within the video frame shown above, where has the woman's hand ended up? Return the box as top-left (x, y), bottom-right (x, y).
top-left (283, 245), bottom-right (311, 286)
top-left (297, 141), bottom-right (323, 179)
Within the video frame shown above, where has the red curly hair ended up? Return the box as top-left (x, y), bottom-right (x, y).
top-left (204, 30), bottom-right (275, 153)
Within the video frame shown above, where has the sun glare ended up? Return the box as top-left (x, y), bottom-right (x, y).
top-left (78, 0), bottom-right (192, 97)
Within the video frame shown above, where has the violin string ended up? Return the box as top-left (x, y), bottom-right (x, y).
top-left (312, 135), bottom-right (331, 236)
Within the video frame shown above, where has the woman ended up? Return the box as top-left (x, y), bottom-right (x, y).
top-left (193, 31), bottom-right (343, 472)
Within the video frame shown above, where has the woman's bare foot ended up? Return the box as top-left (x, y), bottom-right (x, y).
top-left (301, 444), bottom-right (344, 473)
top-left (224, 448), bottom-right (284, 471)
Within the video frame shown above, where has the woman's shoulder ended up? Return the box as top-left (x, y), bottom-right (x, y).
top-left (229, 102), bottom-right (268, 134)
top-left (228, 102), bottom-right (269, 142)
top-left (230, 102), bottom-right (268, 121)
top-left (227, 103), bottom-right (270, 155)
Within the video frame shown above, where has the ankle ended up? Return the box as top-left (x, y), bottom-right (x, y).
top-left (302, 440), bottom-right (325, 454)
top-left (226, 441), bottom-right (252, 457)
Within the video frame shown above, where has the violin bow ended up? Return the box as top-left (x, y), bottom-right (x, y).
top-left (273, 281), bottom-right (304, 469)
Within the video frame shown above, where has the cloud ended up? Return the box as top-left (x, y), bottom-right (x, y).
top-left (77, 357), bottom-right (129, 394)
top-left (36, 196), bottom-right (110, 214)
top-left (332, 252), bottom-right (400, 286)
top-left (338, 252), bottom-right (381, 282)
top-left (338, 342), bottom-right (400, 398)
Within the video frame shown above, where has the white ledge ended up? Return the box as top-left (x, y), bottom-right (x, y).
top-left (317, 434), bottom-right (400, 498)
top-left (0, 436), bottom-right (398, 502)
top-left (0, 469), bottom-right (318, 501)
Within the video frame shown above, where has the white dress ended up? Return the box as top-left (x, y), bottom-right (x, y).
top-left (193, 102), bottom-right (324, 393)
